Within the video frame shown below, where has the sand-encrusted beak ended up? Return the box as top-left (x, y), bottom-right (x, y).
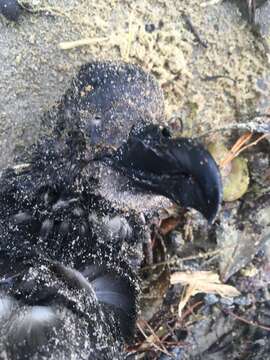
top-left (113, 124), bottom-right (223, 223)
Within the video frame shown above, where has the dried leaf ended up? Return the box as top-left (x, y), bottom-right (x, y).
top-left (159, 216), bottom-right (182, 236)
top-left (171, 271), bottom-right (220, 285)
top-left (177, 284), bottom-right (197, 316)
top-left (171, 271), bottom-right (241, 316)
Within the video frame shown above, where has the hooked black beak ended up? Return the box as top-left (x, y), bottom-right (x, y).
top-left (111, 124), bottom-right (222, 223)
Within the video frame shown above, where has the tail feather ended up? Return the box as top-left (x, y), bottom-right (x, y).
top-left (0, 295), bottom-right (60, 359)
top-left (7, 305), bottom-right (60, 357)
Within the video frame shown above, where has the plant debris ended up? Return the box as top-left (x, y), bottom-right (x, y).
top-left (170, 271), bottom-right (240, 316)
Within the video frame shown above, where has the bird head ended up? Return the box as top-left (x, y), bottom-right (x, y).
top-left (104, 124), bottom-right (222, 223)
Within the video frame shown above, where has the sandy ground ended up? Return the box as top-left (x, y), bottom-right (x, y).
top-left (0, 0), bottom-right (269, 168)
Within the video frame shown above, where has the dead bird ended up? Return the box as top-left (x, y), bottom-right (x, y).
top-left (0, 61), bottom-right (222, 358)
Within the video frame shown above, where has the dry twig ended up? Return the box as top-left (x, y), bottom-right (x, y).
top-left (59, 37), bottom-right (109, 50)
top-left (223, 308), bottom-right (270, 332)
top-left (136, 320), bottom-right (173, 357)
top-left (220, 132), bottom-right (269, 167)
top-left (141, 249), bottom-right (221, 271)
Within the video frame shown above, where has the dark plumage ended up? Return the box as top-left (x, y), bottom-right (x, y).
top-left (51, 61), bottom-right (164, 149)
top-left (0, 190), bottom-right (138, 359)
top-left (0, 61), bottom-right (222, 359)
top-left (0, 257), bottom-right (137, 360)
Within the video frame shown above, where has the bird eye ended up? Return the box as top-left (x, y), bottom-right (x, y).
top-left (161, 127), bottom-right (171, 138)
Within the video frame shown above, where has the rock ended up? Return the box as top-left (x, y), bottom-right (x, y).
top-left (0, 0), bottom-right (22, 22)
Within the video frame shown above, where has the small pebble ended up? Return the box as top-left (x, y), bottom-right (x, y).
top-left (145, 23), bottom-right (155, 33)
top-left (233, 296), bottom-right (252, 307)
top-left (0, 0), bottom-right (22, 22)
top-left (158, 19), bottom-right (164, 28)
top-left (169, 231), bottom-right (185, 253)
top-left (159, 347), bottom-right (183, 360)
top-left (204, 293), bottom-right (219, 305)
top-left (220, 297), bottom-right (235, 307)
